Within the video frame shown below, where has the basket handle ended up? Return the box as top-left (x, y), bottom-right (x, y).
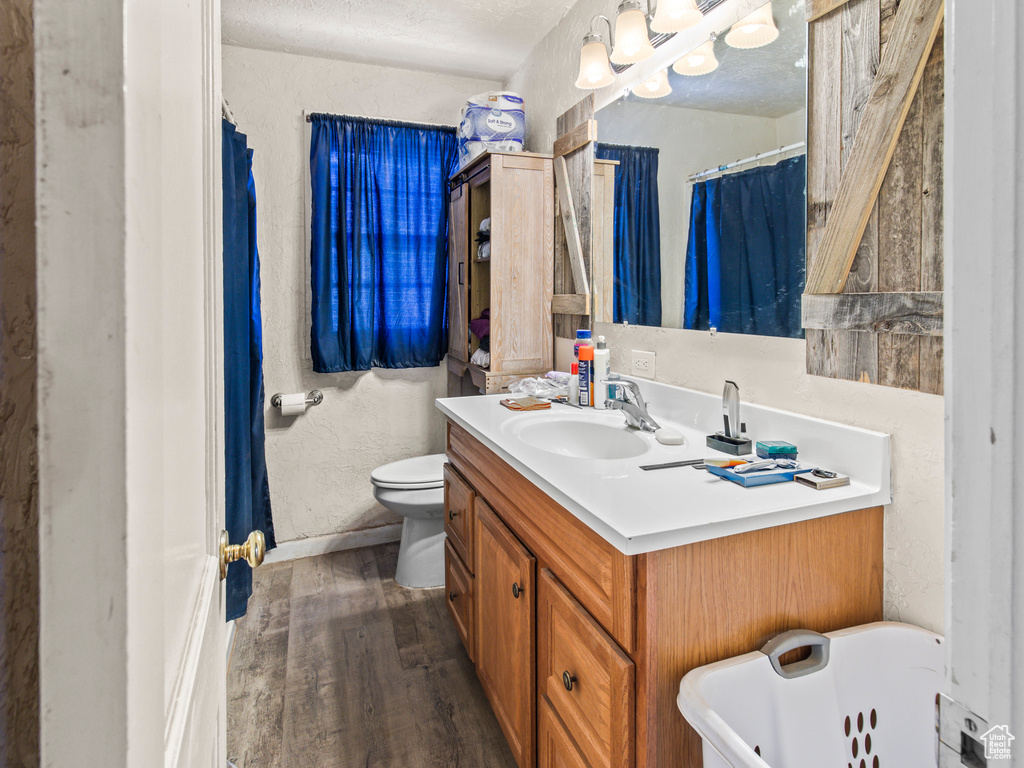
top-left (760, 630), bottom-right (831, 679)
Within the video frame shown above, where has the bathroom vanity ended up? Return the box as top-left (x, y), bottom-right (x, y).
top-left (436, 381), bottom-right (890, 768)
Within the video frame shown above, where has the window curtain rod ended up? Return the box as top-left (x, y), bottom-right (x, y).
top-left (597, 141), bottom-right (659, 153)
top-left (687, 141), bottom-right (806, 183)
top-left (303, 110), bottom-right (455, 133)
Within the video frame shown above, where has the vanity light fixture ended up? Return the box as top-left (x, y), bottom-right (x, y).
top-left (574, 15), bottom-right (617, 89)
top-left (610, 0), bottom-right (656, 64)
top-left (672, 36), bottom-right (719, 75)
top-left (650, 0), bottom-right (704, 33)
top-left (724, 1), bottom-right (779, 49)
top-left (631, 68), bottom-right (673, 98)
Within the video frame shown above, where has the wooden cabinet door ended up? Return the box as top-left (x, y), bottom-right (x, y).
top-left (448, 183), bottom-right (469, 362)
top-left (475, 499), bottom-right (536, 768)
top-left (539, 695), bottom-right (591, 768)
top-left (538, 569), bottom-right (634, 768)
top-left (488, 154), bottom-right (553, 374)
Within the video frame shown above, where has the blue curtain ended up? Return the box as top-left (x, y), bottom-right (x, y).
top-left (223, 120), bottom-right (276, 622)
top-left (309, 114), bottom-right (459, 372)
top-left (684, 155), bottom-right (806, 338)
top-left (595, 143), bottom-right (662, 326)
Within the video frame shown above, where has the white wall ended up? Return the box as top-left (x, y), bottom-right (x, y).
top-left (776, 108), bottom-right (808, 145)
top-left (507, 3), bottom-right (944, 632)
top-left (223, 45), bottom-right (501, 543)
top-left (598, 101), bottom-right (805, 328)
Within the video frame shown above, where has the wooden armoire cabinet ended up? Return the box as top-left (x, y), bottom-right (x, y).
top-left (446, 152), bottom-right (554, 396)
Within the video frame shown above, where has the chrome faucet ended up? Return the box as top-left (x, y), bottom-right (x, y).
top-left (604, 375), bottom-right (661, 433)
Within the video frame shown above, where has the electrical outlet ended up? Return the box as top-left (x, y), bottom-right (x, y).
top-left (631, 350), bottom-right (656, 379)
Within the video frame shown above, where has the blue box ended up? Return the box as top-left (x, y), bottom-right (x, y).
top-left (755, 440), bottom-right (798, 460)
top-left (707, 463), bottom-right (810, 487)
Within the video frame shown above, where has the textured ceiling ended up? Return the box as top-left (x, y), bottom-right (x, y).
top-left (222, 0), bottom-right (577, 80)
top-left (611, 0), bottom-right (807, 118)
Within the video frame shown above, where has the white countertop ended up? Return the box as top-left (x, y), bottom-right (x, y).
top-left (436, 378), bottom-right (891, 556)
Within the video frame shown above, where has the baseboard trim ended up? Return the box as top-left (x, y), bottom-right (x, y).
top-left (265, 524), bottom-right (403, 564)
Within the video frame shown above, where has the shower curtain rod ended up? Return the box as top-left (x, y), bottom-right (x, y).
top-left (687, 141), bottom-right (806, 183)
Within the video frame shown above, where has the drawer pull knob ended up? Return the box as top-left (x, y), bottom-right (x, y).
top-left (449, 590), bottom-right (457, 603)
top-left (448, 510), bottom-right (457, 520)
top-left (562, 671), bottom-right (577, 692)
top-left (511, 582), bottom-right (522, 599)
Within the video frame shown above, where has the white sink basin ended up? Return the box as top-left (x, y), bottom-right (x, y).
top-left (509, 417), bottom-right (652, 460)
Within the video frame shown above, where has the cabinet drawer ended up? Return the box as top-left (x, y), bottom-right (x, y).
top-left (444, 539), bottom-right (474, 661)
top-left (538, 695), bottom-right (590, 768)
top-left (538, 569), bottom-right (634, 768)
top-left (444, 463), bottom-right (475, 568)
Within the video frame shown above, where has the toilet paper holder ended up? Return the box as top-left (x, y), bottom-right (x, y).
top-left (270, 390), bottom-right (324, 409)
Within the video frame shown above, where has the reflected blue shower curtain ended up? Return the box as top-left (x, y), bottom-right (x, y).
top-left (684, 155), bottom-right (806, 338)
top-left (308, 114), bottom-right (459, 372)
top-left (223, 120), bottom-right (276, 622)
top-left (595, 143), bottom-right (662, 326)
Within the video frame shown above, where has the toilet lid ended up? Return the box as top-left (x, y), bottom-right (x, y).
top-left (371, 453), bottom-right (447, 489)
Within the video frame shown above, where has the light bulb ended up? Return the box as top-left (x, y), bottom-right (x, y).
top-left (631, 69), bottom-right (672, 99)
top-left (611, 2), bottom-right (656, 64)
top-left (650, 0), bottom-right (703, 34)
top-left (672, 39), bottom-right (719, 76)
top-left (575, 35), bottom-right (616, 90)
top-left (725, 2), bottom-right (779, 49)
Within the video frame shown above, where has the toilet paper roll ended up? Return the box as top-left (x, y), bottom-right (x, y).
top-left (279, 392), bottom-right (308, 416)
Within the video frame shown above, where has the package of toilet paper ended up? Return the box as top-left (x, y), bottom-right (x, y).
top-left (457, 92), bottom-right (526, 168)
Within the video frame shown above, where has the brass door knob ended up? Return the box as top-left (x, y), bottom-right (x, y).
top-left (219, 529), bottom-right (266, 580)
top-left (562, 671), bottom-right (577, 692)
top-left (511, 582), bottom-right (521, 599)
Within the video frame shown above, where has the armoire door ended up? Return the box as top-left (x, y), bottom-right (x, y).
top-left (448, 182), bottom-right (470, 362)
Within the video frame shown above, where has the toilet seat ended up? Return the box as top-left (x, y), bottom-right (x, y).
top-left (372, 478), bottom-right (444, 491)
top-left (370, 453), bottom-right (446, 491)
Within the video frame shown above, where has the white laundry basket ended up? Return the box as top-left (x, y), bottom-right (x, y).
top-left (677, 622), bottom-right (944, 768)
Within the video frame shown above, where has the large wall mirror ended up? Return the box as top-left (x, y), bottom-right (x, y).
top-left (596, 0), bottom-right (807, 338)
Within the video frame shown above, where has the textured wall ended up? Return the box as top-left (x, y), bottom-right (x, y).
top-left (598, 101), bottom-right (804, 328)
top-left (0, 0), bottom-right (40, 763)
top-left (507, 5), bottom-right (945, 632)
top-left (222, 45), bottom-right (501, 543)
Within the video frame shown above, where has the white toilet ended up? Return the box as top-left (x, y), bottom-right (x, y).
top-left (371, 453), bottom-right (448, 588)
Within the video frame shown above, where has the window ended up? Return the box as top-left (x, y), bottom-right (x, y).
top-left (308, 114), bottom-right (459, 372)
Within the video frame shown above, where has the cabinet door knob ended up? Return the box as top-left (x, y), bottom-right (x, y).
top-left (448, 509), bottom-right (457, 520)
top-left (449, 590), bottom-right (457, 603)
top-left (562, 671), bottom-right (577, 692)
top-left (511, 582), bottom-right (521, 599)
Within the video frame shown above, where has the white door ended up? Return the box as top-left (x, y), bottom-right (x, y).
top-left (35, 0), bottom-right (232, 765)
top-left (943, 0), bottom-right (1024, 762)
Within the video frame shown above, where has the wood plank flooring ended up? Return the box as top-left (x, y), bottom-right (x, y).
top-left (228, 542), bottom-right (517, 768)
